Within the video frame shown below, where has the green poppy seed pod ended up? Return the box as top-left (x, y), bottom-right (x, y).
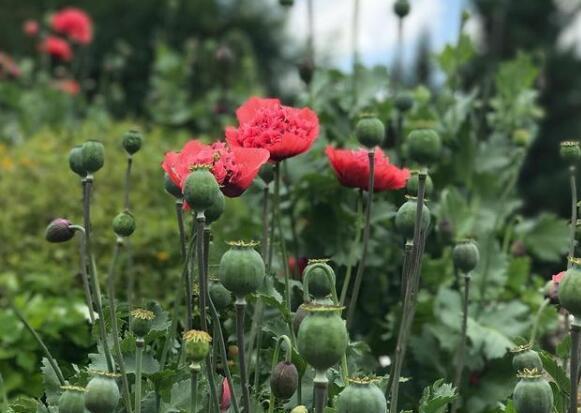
top-left (303, 259), bottom-right (335, 300)
top-left (45, 218), bottom-right (75, 243)
top-left (130, 308), bottom-right (155, 338)
top-left (81, 140), bottom-right (105, 174)
top-left (452, 240), bottom-right (480, 274)
top-left (395, 93), bottom-right (414, 113)
top-left (122, 129), bottom-right (143, 155)
top-left (206, 191), bottom-right (225, 224)
top-left (279, 0), bottom-right (294, 6)
top-left (355, 114), bottom-right (385, 148)
top-left (297, 304), bottom-right (348, 371)
top-left (270, 361), bottom-right (299, 399)
top-left (406, 129), bottom-right (442, 165)
top-left (183, 330), bottom-right (212, 368)
top-left (164, 173), bottom-right (183, 198)
top-left (259, 163), bottom-right (274, 184)
top-left (512, 129), bottom-right (531, 147)
top-left (560, 141), bottom-right (581, 164)
top-left (183, 166), bottom-right (220, 212)
top-left (336, 378), bottom-right (387, 413)
top-left (291, 407), bottom-right (309, 413)
top-left (558, 259), bottom-right (581, 318)
top-left (395, 197), bottom-right (431, 240)
top-left (406, 171), bottom-right (433, 197)
top-left (511, 345), bottom-right (542, 373)
top-left (112, 211), bottom-right (136, 237)
top-left (513, 370), bottom-right (553, 413)
top-left (219, 241), bottom-right (265, 299)
top-left (58, 386), bottom-right (86, 413)
top-left (84, 372), bottom-right (120, 413)
top-left (209, 281), bottom-right (232, 312)
top-left (69, 145), bottom-right (87, 177)
top-left (393, 0), bottom-right (410, 18)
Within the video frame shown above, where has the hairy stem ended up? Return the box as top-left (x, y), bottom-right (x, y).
top-left (236, 300), bottom-right (251, 413)
top-left (135, 339), bottom-right (144, 413)
top-left (347, 150), bottom-right (375, 328)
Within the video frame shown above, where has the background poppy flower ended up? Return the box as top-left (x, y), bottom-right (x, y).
top-left (226, 96), bottom-right (319, 162)
top-left (51, 7), bottom-right (93, 45)
top-left (39, 36), bottom-right (72, 61)
top-left (162, 139), bottom-right (269, 198)
top-left (23, 20), bottom-right (39, 37)
top-left (326, 146), bottom-right (410, 192)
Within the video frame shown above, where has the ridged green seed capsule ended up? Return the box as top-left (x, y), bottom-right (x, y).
top-left (219, 241), bottom-right (265, 299)
top-left (560, 141), bottom-right (581, 164)
top-left (130, 308), bottom-right (155, 338)
top-left (81, 140), bottom-right (105, 174)
top-left (183, 167), bottom-right (220, 212)
top-left (206, 190), bottom-right (225, 224)
top-left (45, 218), bottom-right (75, 243)
top-left (513, 370), bottom-right (553, 413)
top-left (452, 240), bottom-right (480, 274)
top-left (183, 330), bottom-right (212, 368)
top-left (303, 259), bottom-right (335, 299)
top-left (355, 115), bottom-right (385, 148)
top-left (69, 145), bottom-right (87, 177)
top-left (164, 173), bottom-right (183, 198)
top-left (511, 345), bottom-right (542, 373)
top-left (336, 379), bottom-right (387, 413)
top-left (393, 0), bottom-right (410, 18)
top-left (395, 198), bottom-right (431, 240)
top-left (122, 129), bottom-right (143, 155)
top-left (58, 386), bottom-right (86, 413)
top-left (395, 93), bottom-right (414, 113)
top-left (406, 129), bottom-right (442, 165)
top-left (297, 304), bottom-right (348, 371)
top-left (209, 281), bottom-right (232, 311)
top-left (112, 211), bottom-right (136, 237)
top-left (406, 172), bottom-right (433, 197)
top-left (270, 361), bottom-right (299, 399)
top-left (558, 259), bottom-right (581, 318)
top-left (84, 372), bottom-right (120, 413)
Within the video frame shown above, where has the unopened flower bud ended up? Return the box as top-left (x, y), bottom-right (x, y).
top-left (355, 114), bottom-right (385, 148)
top-left (393, 0), bottom-right (410, 18)
top-left (406, 129), bottom-right (442, 165)
top-left (511, 240), bottom-right (527, 257)
top-left (270, 361), bottom-right (299, 399)
top-left (560, 141), bottom-right (581, 164)
top-left (69, 145), bottom-right (87, 177)
top-left (130, 308), bottom-right (155, 338)
top-left (45, 218), bottom-right (75, 243)
top-left (291, 406), bottom-right (309, 413)
top-left (209, 281), bottom-right (232, 311)
top-left (164, 173), bottom-right (182, 198)
top-left (112, 211), bottom-right (136, 237)
top-left (81, 140), bottom-right (105, 174)
top-left (122, 129), bottom-right (143, 155)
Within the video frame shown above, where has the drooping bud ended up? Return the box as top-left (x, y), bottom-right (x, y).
top-left (122, 129), bottom-right (143, 155)
top-left (45, 218), bottom-right (75, 243)
top-left (183, 165), bottom-right (220, 212)
top-left (395, 92), bottom-right (414, 113)
top-left (84, 371), bottom-right (120, 413)
top-left (183, 330), bottom-right (212, 369)
top-left (560, 141), bottom-right (581, 164)
top-left (81, 140), bottom-right (105, 174)
top-left (206, 191), bottom-right (225, 224)
top-left (270, 361), bottom-right (299, 399)
top-left (130, 308), bottom-right (155, 338)
top-left (406, 129), bottom-right (442, 165)
top-left (112, 211), bottom-right (136, 237)
top-left (220, 378), bottom-right (232, 412)
top-left (395, 196), bottom-right (431, 240)
top-left (355, 114), bottom-right (385, 148)
top-left (406, 171), bottom-right (433, 197)
top-left (58, 385), bottom-right (86, 413)
top-left (452, 239), bottom-right (480, 274)
top-left (69, 145), bottom-right (87, 177)
top-left (393, 0), bottom-right (410, 19)
top-left (164, 173), bottom-right (182, 198)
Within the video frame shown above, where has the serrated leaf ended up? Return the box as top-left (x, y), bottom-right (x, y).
top-left (40, 358), bottom-right (61, 406)
top-left (515, 214), bottom-right (569, 262)
top-left (124, 352), bottom-right (160, 375)
top-left (419, 379), bottom-right (457, 413)
top-left (540, 351), bottom-right (570, 394)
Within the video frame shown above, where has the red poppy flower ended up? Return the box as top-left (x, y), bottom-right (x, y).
top-left (552, 271), bottom-right (565, 283)
top-left (51, 8), bottom-right (93, 45)
top-left (289, 256), bottom-right (308, 278)
top-left (23, 20), bottom-right (39, 37)
top-left (226, 97), bottom-right (319, 162)
top-left (53, 79), bottom-right (80, 95)
top-left (326, 146), bottom-right (410, 192)
top-left (162, 139), bottom-right (269, 198)
top-left (39, 36), bottom-right (72, 61)
top-left (0, 52), bottom-right (22, 79)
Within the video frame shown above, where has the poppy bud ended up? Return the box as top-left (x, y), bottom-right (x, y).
top-left (395, 93), bottom-right (414, 113)
top-left (336, 377), bottom-right (387, 413)
top-left (303, 259), bottom-right (335, 299)
top-left (112, 211), bottom-right (136, 237)
top-left (452, 240), bottom-right (479, 274)
top-left (259, 163), bottom-right (274, 184)
top-left (209, 281), bottom-right (232, 311)
top-left (270, 361), bottom-right (299, 399)
top-left (81, 140), bottom-right (105, 174)
top-left (164, 173), bottom-right (182, 198)
top-left (511, 240), bottom-right (527, 257)
top-left (291, 406), bottom-right (309, 413)
top-left (183, 330), bottom-right (212, 369)
top-left (206, 191), bottom-right (225, 224)
top-left (130, 308), bottom-right (155, 338)
top-left (560, 141), bottom-right (581, 164)
top-left (220, 378), bottom-right (232, 412)
top-left (406, 129), bottom-right (442, 165)
top-left (395, 197), bottom-right (431, 240)
top-left (84, 372), bottom-right (120, 413)
top-left (513, 369), bottom-right (553, 413)
top-left (183, 166), bottom-right (220, 212)
top-left (512, 129), bottom-right (531, 147)
top-left (122, 129), bottom-right (143, 155)
top-left (219, 241), bottom-right (265, 299)
top-left (58, 385), bottom-right (86, 413)
top-left (355, 114), bottom-right (385, 148)
top-left (511, 345), bottom-right (542, 373)
top-left (298, 57), bottom-right (315, 86)
top-left (406, 171), bottom-right (433, 197)
top-left (45, 218), bottom-right (75, 243)
top-left (69, 145), bottom-right (87, 177)
top-left (279, 0), bottom-right (294, 6)
top-left (393, 0), bottom-right (410, 18)
top-left (558, 259), bottom-right (581, 318)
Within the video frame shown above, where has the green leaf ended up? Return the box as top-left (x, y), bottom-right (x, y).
top-left (124, 352), bottom-right (160, 376)
top-left (515, 213), bottom-right (569, 262)
top-left (540, 351), bottom-right (570, 394)
top-left (40, 358), bottom-right (61, 406)
top-left (418, 379), bottom-right (457, 413)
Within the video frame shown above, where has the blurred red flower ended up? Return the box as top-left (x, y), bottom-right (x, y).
top-left (53, 79), bottom-right (80, 95)
top-left (23, 20), bottom-right (39, 37)
top-left (51, 8), bottom-right (93, 45)
top-left (289, 256), bottom-right (308, 278)
top-left (0, 52), bottom-right (22, 79)
top-left (39, 36), bottom-right (72, 61)
top-left (162, 140), bottom-right (269, 198)
top-left (326, 146), bottom-right (410, 192)
top-left (552, 271), bottom-right (565, 283)
top-left (226, 97), bottom-right (319, 162)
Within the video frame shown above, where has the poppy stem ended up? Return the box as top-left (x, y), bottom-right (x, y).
top-left (568, 165), bottom-right (577, 268)
top-left (313, 371), bottom-right (329, 413)
top-left (346, 150), bottom-right (375, 329)
top-left (351, 0), bottom-right (360, 104)
top-left (529, 298), bottom-right (550, 345)
top-left (570, 321), bottom-right (581, 413)
top-left (135, 338), bottom-right (144, 413)
top-left (452, 273), bottom-right (471, 413)
top-left (70, 225), bottom-right (95, 324)
top-left (124, 155), bottom-right (133, 210)
top-left (196, 212), bottom-right (208, 331)
top-left (190, 368), bottom-right (199, 413)
top-left (236, 299), bottom-right (252, 413)
top-left (339, 192), bottom-right (363, 306)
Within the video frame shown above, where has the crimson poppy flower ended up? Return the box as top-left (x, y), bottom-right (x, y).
top-left (51, 8), bottom-right (93, 45)
top-left (552, 271), bottom-right (565, 283)
top-left (23, 20), bottom-right (39, 37)
top-left (162, 140), bottom-right (269, 198)
top-left (39, 36), bottom-right (72, 61)
top-left (326, 146), bottom-right (410, 192)
top-left (288, 256), bottom-right (308, 278)
top-left (226, 97), bottom-right (319, 162)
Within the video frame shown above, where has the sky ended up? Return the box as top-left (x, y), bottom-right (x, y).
top-left (285, 0), bottom-right (470, 71)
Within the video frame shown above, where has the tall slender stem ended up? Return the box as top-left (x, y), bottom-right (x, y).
top-left (83, 176), bottom-right (114, 372)
top-left (0, 373), bottom-right (8, 413)
top-left (74, 227), bottom-right (95, 324)
top-left (313, 372), bottom-right (329, 413)
top-left (570, 322), bottom-right (580, 413)
top-left (236, 300), bottom-right (251, 413)
top-left (400, 241), bottom-right (414, 298)
top-left (452, 274), bottom-right (471, 413)
top-left (569, 166), bottom-right (578, 268)
top-left (196, 212), bottom-right (208, 331)
top-left (11, 304), bottom-right (65, 385)
top-left (124, 156), bottom-right (133, 210)
top-left (340, 192), bottom-right (363, 306)
top-left (347, 151), bottom-right (375, 328)
top-left (191, 368), bottom-right (199, 413)
top-left (392, 18), bottom-right (404, 90)
top-left (351, 0), bottom-right (360, 104)
top-left (135, 338), bottom-right (144, 413)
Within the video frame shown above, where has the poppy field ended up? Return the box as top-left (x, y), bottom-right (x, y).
top-left (1, 1), bottom-right (581, 413)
